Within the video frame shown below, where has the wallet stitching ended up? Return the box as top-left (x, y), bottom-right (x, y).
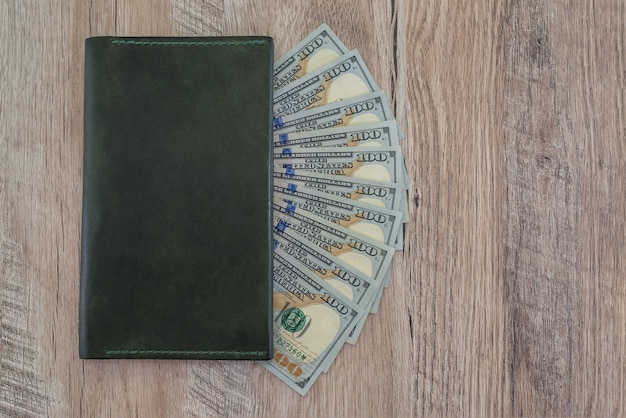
top-left (105, 349), bottom-right (267, 356)
top-left (110, 39), bottom-right (267, 46)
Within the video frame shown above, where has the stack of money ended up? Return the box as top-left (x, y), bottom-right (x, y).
top-left (264, 24), bottom-right (408, 395)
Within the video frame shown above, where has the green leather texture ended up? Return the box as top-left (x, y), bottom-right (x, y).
top-left (80, 37), bottom-right (274, 359)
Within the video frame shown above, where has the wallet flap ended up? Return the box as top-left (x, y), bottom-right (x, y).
top-left (80, 37), bottom-right (274, 360)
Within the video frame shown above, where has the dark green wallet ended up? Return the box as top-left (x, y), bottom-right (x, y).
top-left (80, 37), bottom-right (273, 359)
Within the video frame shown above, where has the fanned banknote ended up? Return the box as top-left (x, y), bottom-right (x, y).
top-left (273, 200), bottom-right (394, 283)
top-left (273, 227), bottom-right (379, 308)
top-left (273, 50), bottom-right (380, 117)
top-left (273, 90), bottom-right (397, 133)
top-left (265, 24), bottom-right (410, 394)
top-left (273, 170), bottom-right (409, 222)
top-left (273, 121), bottom-right (400, 149)
top-left (264, 249), bottom-right (364, 395)
top-left (273, 24), bottom-right (349, 90)
top-left (274, 146), bottom-right (406, 186)
top-left (273, 180), bottom-right (403, 247)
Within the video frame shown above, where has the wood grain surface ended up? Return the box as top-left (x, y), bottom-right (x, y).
top-left (1, 0), bottom-right (624, 416)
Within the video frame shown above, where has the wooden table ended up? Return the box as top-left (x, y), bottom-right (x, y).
top-left (1, 1), bottom-right (624, 416)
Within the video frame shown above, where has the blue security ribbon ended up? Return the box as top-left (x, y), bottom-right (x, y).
top-left (283, 164), bottom-right (295, 176)
top-left (273, 117), bottom-right (284, 129)
top-left (275, 220), bottom-right (289, 233)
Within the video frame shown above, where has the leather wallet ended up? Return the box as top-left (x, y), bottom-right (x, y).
top-left (80, 37), bottom-right (274, 359)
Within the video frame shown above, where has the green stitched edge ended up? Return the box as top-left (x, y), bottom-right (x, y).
top-left (110, 39), bottom-right (266, 46)
top-left (105, 349), bottom-right (267, 356)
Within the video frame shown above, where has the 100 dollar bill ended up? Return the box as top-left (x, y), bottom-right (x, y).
top-left (273, 24), bottom-right (349, 90)
top-left (273, 91), bottom-right (397, 134)
top-left (274, 121), bottom-right (400, 149)
top-left (274, 146), bottom-right (405, 186)
top-left (264, 249), bottom-right (364, 395)
top-left (273, 180), bottom-right (402, 247)
top-left (273, 201), bottom-right (395, 283)
top-left (273, 50), bottom-right (380, 117)
top-left (273, 226), bottom-right (379, 307)
top-left (273, 170), bottom-right (408, 222)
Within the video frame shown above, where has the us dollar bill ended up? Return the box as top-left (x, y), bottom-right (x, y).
top-left (273, 170), bottom-right (409, 222)
top-left (274, 121), bottom-right (400, 149)
top-left (273, 226), bottom-right (384, 353)
top-left (264, 249), bottom-right (364, 395)
top-left (273, 91), bottom-right (398, 135)
top-left (273, 50), bottom-right (380, 117)
top-left (273, 200), bottom-right (395, 283)
top-left (273, 226), bottom-right (379, 307)
top-left (273, 24), bottom-right (349, 90)
top-left (273, 180), bottom-right (403, 247)
top-left (274, 146), bottom-right (405, 186)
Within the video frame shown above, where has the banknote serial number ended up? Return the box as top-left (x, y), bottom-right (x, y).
top-left (274, 333), bottom-right (309, 362)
